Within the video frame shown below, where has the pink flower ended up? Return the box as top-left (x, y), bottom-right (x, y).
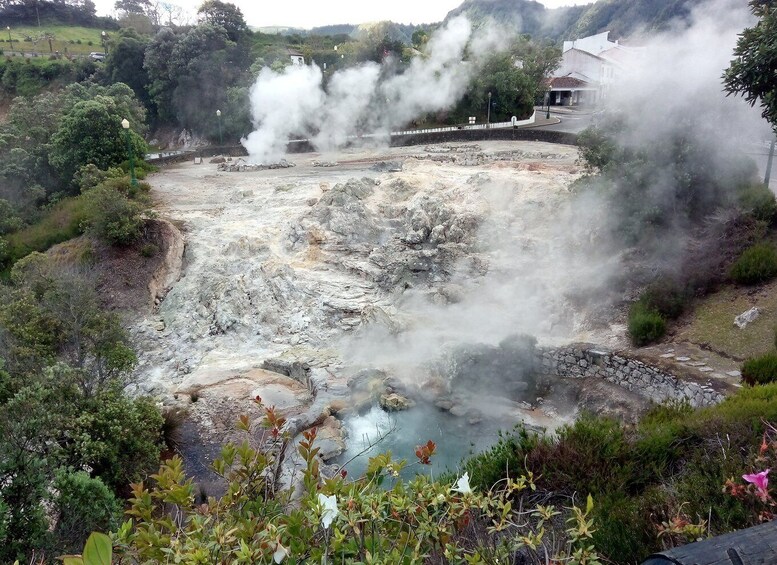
top-left (743, 469), bottom-right (770, 498)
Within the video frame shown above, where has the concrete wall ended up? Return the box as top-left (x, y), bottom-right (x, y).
top-left (539, 344), bottom-right (724, 407)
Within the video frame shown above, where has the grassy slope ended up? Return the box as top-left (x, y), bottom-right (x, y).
top-left (675, 281), bottom-right (777, 361)
top-left (2, 25), bottom-right (105, 55)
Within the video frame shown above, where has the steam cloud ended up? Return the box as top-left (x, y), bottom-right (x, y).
top-left (242, 16), bottom-right (507, 162)
top-left (345, 0), bottom-right (773, 378)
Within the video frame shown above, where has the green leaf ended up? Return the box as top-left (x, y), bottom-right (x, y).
top-left (82, 532), bottom-right (112, 565)
top-left (61, 557), bottom-right (85, 565)
top-left (586, 494), bottom-right (594, 514)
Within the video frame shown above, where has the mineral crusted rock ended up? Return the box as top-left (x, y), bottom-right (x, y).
top-left (734, 307), bottom-right (760, 329)
top-left (379, 392), bottom-right (415, 412)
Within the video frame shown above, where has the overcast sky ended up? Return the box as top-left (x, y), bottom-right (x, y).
top-left (93, 0), bottom-right (592, 29)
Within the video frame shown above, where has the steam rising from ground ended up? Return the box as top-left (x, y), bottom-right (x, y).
top-left (242, 16), bottom-right (506, 162)
top-left (345, 0), bottom-right (773, 378)
top-left (609, 0), bottom-right (770, 147)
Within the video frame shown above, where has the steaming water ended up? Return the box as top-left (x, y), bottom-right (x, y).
top-left (337, 404), bottom-right (510, 480)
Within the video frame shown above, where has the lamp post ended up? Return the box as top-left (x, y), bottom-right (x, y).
top-left (121, 118), bottom-right (137, 187)
top-left (545, 90), bottom-right (551, 120)
top-left (487, 91), bottom-right (492, 129)
top-left (6, 27), bottom-right (12, 53)
top-left (216, 109), bottom-right (223, 146)
top-left (101, 31), bottom-right (107, 54)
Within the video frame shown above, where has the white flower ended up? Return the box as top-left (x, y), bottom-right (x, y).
top-left (273, 540), bottom-right (288, 563)
top-left (318, 493), bottom-right (339, 529)
top-left (453, 472), bottom-right (472, 494)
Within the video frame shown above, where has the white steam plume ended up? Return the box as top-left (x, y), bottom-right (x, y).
top-left (242, 16), bottom-right (508, 163)
top-left (345, 0), bottom-right (774, 377)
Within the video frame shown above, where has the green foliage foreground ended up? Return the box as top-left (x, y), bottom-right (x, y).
top-left (106, 409), bottom-right (601, 564)
top-left (460, 384), bottom-right (777, 562)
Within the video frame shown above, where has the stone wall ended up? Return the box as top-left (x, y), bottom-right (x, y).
top-left (151, 128), bottom-right (579, 163)
top-left (539, 344), bottom-right (723, 407)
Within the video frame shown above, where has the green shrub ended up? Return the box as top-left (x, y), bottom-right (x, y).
top-left (741, 353), bottom-right (777, 386)
top-left (738, 182), bottom-right (777, 223)
top-left (139, 243), bottom-right (158, 257)
top-left (628, 302), bottom-right (667, 346)
top-left (51, 470), bottom-right (121, 555)
top-left (639, 279), bottom-right (690, 320)
top-left (83, 185), bottom-right (146, 245)
top-left (730, 243), bottom-right (777, 285)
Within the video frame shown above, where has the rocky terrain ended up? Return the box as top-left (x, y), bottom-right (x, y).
top-left (131, 140), bottom-right (723, 481)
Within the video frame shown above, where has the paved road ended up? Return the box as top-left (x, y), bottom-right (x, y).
top-left (532, 107), bottom-right (596, 134)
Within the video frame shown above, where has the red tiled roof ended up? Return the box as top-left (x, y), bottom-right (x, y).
top-left (548, 76), bottom-right (589, 89)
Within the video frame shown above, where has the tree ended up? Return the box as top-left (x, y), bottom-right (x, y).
top-left (197, 0), bottom-right (248, 42)
top-left (104, 29), bottom-right (152, 113)
top-left (49, 99), bottom-right (147, 190)
top-left (724, 0), bottom-right (777, 130)
top-left (114, 0), bottom-right (151, 15)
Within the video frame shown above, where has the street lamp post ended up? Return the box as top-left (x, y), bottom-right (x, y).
top-left (216, 109), bottom-right (223, 146)
top-left (487, 91), bottom-right (492, 129)
top-left (6, 27), bottom-right (12, 53)
top-left (101, 31), bottom-right (107, 54)
top-left (121, 119), bottom-right (137, 187)
top-left (545, 90), bottom-right (551, 119)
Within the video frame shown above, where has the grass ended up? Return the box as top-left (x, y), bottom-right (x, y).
top-left (5, 196), bottom-right (89, 265)
top-left (676, 283), bottom-right (777, 360)
top-left (1, 25), bottom-right (106, 56)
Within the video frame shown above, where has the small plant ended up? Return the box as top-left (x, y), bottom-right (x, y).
top-left (628, 302), bottom-right (667, 346)
top-left (738, 182), bottom-right (777, 223)
top-left (741, 353), bottom-right (777, 386)
top-left (730, 243), bottom-right (777, 285)
top-left (139, 243), bottom-right (158, 257)
top-left (639, 279), bottom-right (690, 320)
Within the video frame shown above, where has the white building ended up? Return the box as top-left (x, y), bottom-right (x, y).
top-left (549, 31), bottom-right (636, 106)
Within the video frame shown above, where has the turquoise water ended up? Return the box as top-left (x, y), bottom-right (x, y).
top-left (336, 403), bottom-right (511, 480)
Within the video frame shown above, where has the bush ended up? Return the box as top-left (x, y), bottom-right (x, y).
top-left (51, 470), bottom-right (121, 554)
top-left (738, 182), bottom-right (777, 222)
top-left (730, 243), bottom-right (777, 285)
top-left (139, 243), bottom-right (158, 257)
top-left (639, 279), bottom-right (690, 320)
top-left (741, 353), bottom-right (777, 386)
top-left (628, 302), bottom-right (667, 346)
top-left (83, 185), bottom-right (146, 245)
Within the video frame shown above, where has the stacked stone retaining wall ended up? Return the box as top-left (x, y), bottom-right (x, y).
top-left (539, 344), bottom-right (723, 407)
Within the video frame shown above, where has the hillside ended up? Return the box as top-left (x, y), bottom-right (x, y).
top-left (445, 0), bottom-right (700, 40)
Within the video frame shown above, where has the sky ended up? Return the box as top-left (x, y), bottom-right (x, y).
top-left (93, 0), bottom-right (592, 29)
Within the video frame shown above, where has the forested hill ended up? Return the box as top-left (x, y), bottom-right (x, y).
top-left (444, 0), bottom-right (702, 40)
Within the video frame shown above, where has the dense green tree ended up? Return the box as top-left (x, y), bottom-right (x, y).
top-left (724, 0), bottom-right (777, 131)
top-left (104, 29), bottom-right (152, 112)
top-left (143, 27), bottom-right (180, 122)
top-left (51, 470), bottom-right (121, 555)
top-left (49, 99), bottom-right (147, 190)
top-left (114, 0), bottom-right (151, 15)
top-left (197, 0), bottom-right (248, 42)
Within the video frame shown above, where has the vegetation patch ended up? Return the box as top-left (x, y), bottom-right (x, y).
top-left (741, 353), bottom-right (777, 386)
top-left (628, 301), bottom-right (667, 346)
top-left (730, 242), bottom-right (777, 285)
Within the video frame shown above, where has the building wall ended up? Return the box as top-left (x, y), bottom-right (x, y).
top-left (562, 31), bottom-right (616, 56)
top-left (557, 49), bottom-right (607, 83)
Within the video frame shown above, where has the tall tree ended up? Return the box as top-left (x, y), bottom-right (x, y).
top-left (197, 0), bottom-right (247, 42)
top-left (114, 0), bottom-right (151, 15)
top-left (724, 0), bottom-right (777, 130)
